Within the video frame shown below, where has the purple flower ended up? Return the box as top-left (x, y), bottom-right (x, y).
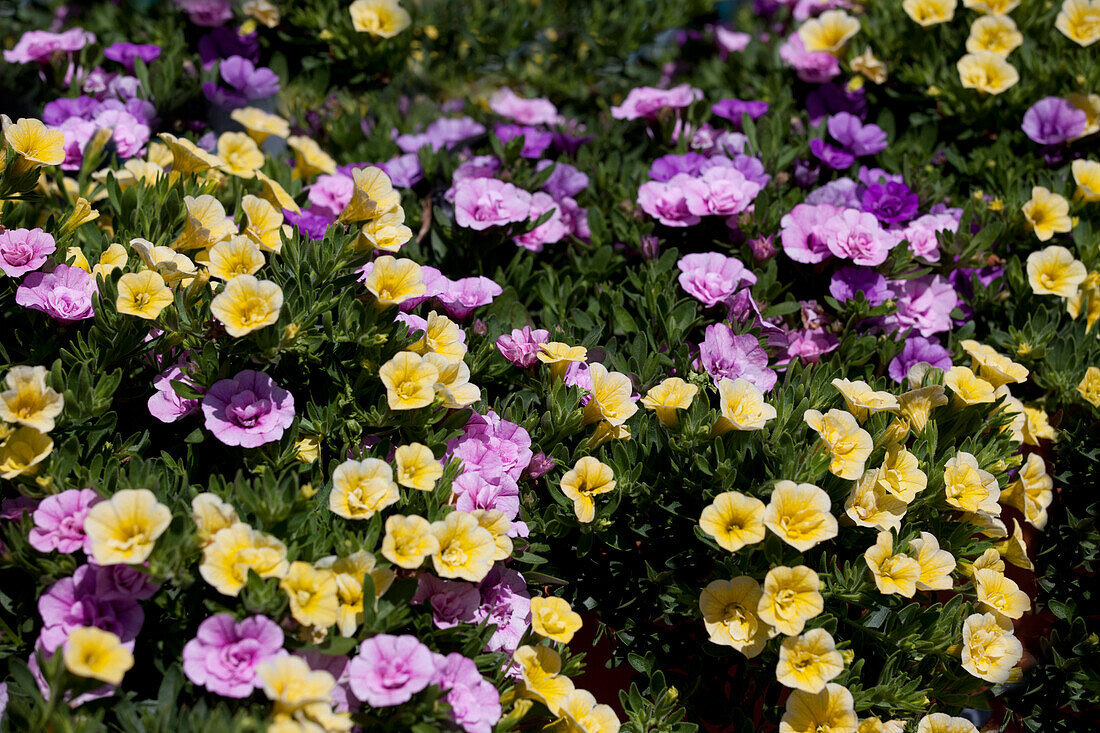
top-left (829, 267), bottom-right (893, 306)
top-left (649, 153), bottom-right (708, 182)
top-left (677, 252), bottom-right (756, 307)
top-left (496, 326), bottom-right (550, 368)
top-left (901, 212), bottom-right (959, 263)
top-left (93, 564), bottom-right (159, 601)
top-left (537, 160), bottom-right (589, 199)
top-left (888, 336), bottom-right (953, 383)
top-left (1, 496), bottom-right (39, 520)
top-left (38, 565), bottom-right (144, 654)
top-left (810, 138), bottom-right (855, 170)
top-left (473, 566), bottom-right (530, 653)
top-left (453, 178), bottom-right (532, 231)
top-left (148, 364), bottom-right (203, 423)
top-left (882, 275), bottom-right (958, 337)
top-left (103, 43), bottom-right (162, 71)
top-left (806, 177), bottom-right (862, 209)
top-left (489, 88), bottom-right (561, 126)
top-left (858, 166), bottom-right (903, 187)
top-left (396, 117), bottom-right (487, 153)
top-left (1022, 97), bottom-right (1088, 145)
top-left (453, 472), bottom-right (520, 520)
top-left (0, 228), bottom-right (56, 278)
top-left (778, 34), bottom-right (840, 83)
top-left (347, 634), bottom-right (436, 707)
top-left (780, 203), bottom-right (838, 264)
top-left (437, 277), bottom-right (504, 320)
top-left (821, 208), bottom-right (896, 266)
top-left (725, 154), bottom-right (771, 189)
top-left (861, 181), bottom-right (919, 224)
top-left (431, 653), bottom-right (502, 733)
top-left (202, 56), bottom-right (280, 109)
top-left (513, 192), bottom-right (570, 252)
top-left (15, 265), bottom-right (97, 324)
top-left (711, 99), bottom-right (770, 128)
top-left (93, 108), bottom-right (150, 159)
top-left (828, 113), bottom-right (888, 157)
top-left (175, 0), bottom-right (234, 27)
top-left (28, 489), bottom-right (100, 555)
top-left (449, 411), bottom-right (533, 481)
top-left (611, 84), bottom-right (703, 120)
top-left (307, 173), bottom-right (354, 219)
top-left (197, 26), bottom-right (260, 67)
top-left (806, 83), bottom-right (866, 125)
top-left (201, 370), bottom-right (294, 448)
top-left (412, 575), bottom-right (481, 629)
top-left (522, 451), bottom-right (556, 480)
top-left (785, 328), bottom-right (839, 364)
top-left (377, 153), bottom-right (423, 188)
top-left (637, 175), bottom-right (710, 227)
top-left (700, 166), bottom-right (763, 216)
top-left (699, 324), bottom-right (777, 392)
top-left (3, 28), bottom-right (95, 64)
top-left (493, 124), bottom-right (553, 158)
top-left (284, 208), bottom-right (330, 241)
top-left (183, 614), bottom-right (285, 698)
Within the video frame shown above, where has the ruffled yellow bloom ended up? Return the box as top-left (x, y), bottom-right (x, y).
top-left (83, 489), bottom-right (172, 566)
top-left (286, 136), bottom-right (336, 180)
top-left (210, 274), bottom-right (283, 337)
top-left (1078, 366), bottom-right (1100, 406)
top-left (1056, 0), bottom-right (1100, 47)
top-left (379, 351), bottom-right (439, 410)
top-left (763, 481), bottom-right (838, 552)
top-left (957, 52), bottom-right (1018, 94)
top-left (908, 532), bottom-right (956, 591)
top-left (897, 385), bottom-right (948, 432)
top-left (408, 310), bottom-right (467, 363)
top-left (425, 353), bottom-right (482, 409)
top-left (831, 378), bottom-right (898, 422)
top-left (1067, 93), bottom-right (1100, 137)
top-left (966, 14), bottom-right (1023, 56)
top-left (1023, 189), bottom-right (1074, 243)
top-left (381, 514), bottom-right (439, 569)
top-left (315, 551), bottom-right (393, 637)
top-left (357, 210), bottom-right (413, 252)
top-left (216, 132), bottom-right (264, 178)
top-left (280, 561), bottom-right (339, 629)
top-left (1021, 405), bottom-right (1057, 445)
top-left (876, 445), bottom-right (926, 502)
top-left (230, 107), bottom-right (290, 144)
top-left (531, 596), bottom-right (583, 643)
top-left (864, 531), bottom-right (921, 597)
top-left (116, 271), bottom-right (173, 320)
top-left (713, 377), bottom-right (776, 433)
top-left (845, 468), bottom-right (907, 533)
top-left (258, 655), bottom-right (349, 732)
top-left (903, 0), bottom-right (957, 27)
top-left (803, 409), bottom-right (873, 480)
top-left (995, 519), bottom-right (1034, 570)
top-left (256, 170), bottom-right (301, 214)
top-left (339, 166), bottom-right (401, 223)
top-left (916, 713), bottom-right (979, 733)
top-left (63, 627), bottom-right (134, 686)
top-left (961, 611), bottom-right (1023, 683)
top-left (558, 688), bottom-right (621, 733)
top-left (0, 426), bottom-right (53, 478)
top-left (329, 458), bottom-right (399, 520)
top-left (67, 242), bottom-right (126, 280)
top-left (431, 510), bottom-right (496, 582)
top-left (130, 238), bottom-right (197, 285)
top-left (700, 577), bottom-right (773, 657)
top-left (471, 508), bottom-right (513, 560)
top-left (779, 683), bottom-right (858, 733)
top-left (560, 456), bottom-right (616, 523)
top-left (0, 366), bottom-right (64, 433)
top-left (1001, 453), bottom-right (1053, 529)
top-left (798, 10), bottom-right (860, 54)
top-left (190, 493), bottom-right (239, 546)
top-left (850, 48), bottom-right (886, 84)
top-left (587, 420), bottom-right (631, 448)
top-left (963, 0), bottom-right (1018, 11)
top-left (1066, 271), bottom-right (1100, 330)
top-left (173, 194), bottom-right (235, 251)
top-left (363, 255), bottom-right (425, 307)
top-left (514, 645), bottom-right (575, 716)
top-left (393, 443), bottom-right (443, 491)
top-left (759, 565), bottom-right (823, 637)
top-left (640, 377), bottom-right (698, 427)
top-left (1073, 160), bottom-right (1100, 202)
top-left (857, 717), bottom-right (906, 733)
top-left (974, 568), bottom-right (1030, 620)
top-left (100, 157), bottom-right (165, 188)
top-left (582, 363), bottom-right (639, 427)
top-left (204, 235), bottom-right (265, 280)
top-left (944, 451), bottom-right (1001, 515)
top-left (943, 366), bottom-right (996, 406)
top-left (777, 629), bottom-right (844, 693)
top-left (699, 491), bottom-right (766, 553)
top-left (200, 522), bottom-right (288, 595)
top-left (241, 194), bottom-right (285, 253)
top-left (349, 0), bottom-right (411, 38)
top-left (959, 340), bottom-right (1028, 388)
top-left (158, 132), bottom-right (224, 177)
top-left (4, 117), bottom-right (65, 175)
top-left (538, 342), bottom-right (588, 379)
top-left (1027, 245), bottom-right (1086, 296)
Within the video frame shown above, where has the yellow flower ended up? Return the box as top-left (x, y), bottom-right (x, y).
top-left (641, 377), bottom-right (698, 427)
top-left (864, 531), bottom-right (921, 597)
top-left (190, 493), bottom-right (239, 546)
top-left (699, 491), bottom-right (766, 553)
top-left (897, 385), bottom-right (948, 432)
top-left (257, 655), bottom-right (345, 731)
top-left (58, 197), bottom-right (101, 237)
top-left (779, 683), bottom-right (858, 733)
top-left (329, 458), bottom-right (399, 520)
top-left (379, 351), bottom-right (439, 410)
top-left (831, 378), bottom-right (898, 422)
top-left (1023, 189), bottom-right (1074, 243)
top-left (959, 340), bottom-right (1028, 388)
top-left (471, 508), bottom-right (513, 560)
top-left (1001, 452), bottom-right (1053, 528)
top-left (803, 409), bottom-right (873, 480)
top-left (158, 132), bottom-right (225, 177)
top-left (241, 194), bottom-right (286, 253)
top-left (758, 565), bottom-right (823, 637)
top-left (903, 0), bottom-right (957, 27)
top-left (210, 274), bottom-right (283, 337)
top-left (200, 522), bottom-right (289, 595)
top-left (857, 717), bottom-right (906, 733)
top-left (961, 611), bottom-right (1022, 683)
top-left (256, 170), bottom-right (301, 214)
top-left (943, 366), bottom-right (996, 407)
top-left (280, 561), bottom-right (339, 629)
top-left (943, 451), bottom-right (1001, 515)
top-left (216, 131), bottom-right (264, 178)
top-left (1027, 244), bottom-right (1086, 296)
top-left (908, 532), bottom-right (956, 591)
top-left (315, 551), bottom-right (394, 637)
top-left (587, 420), bottom-right (631, 448)
top-left (339, 166), bottom-right (401, 223)
top-left (559, 456), bottom-right (616, 523)
top-left (531, 596), bottom-right (583, 643)
top-left (230, 107), bottom-right (290, 144)
top-left (349, 0), bottom-right (412, 38)
top-left (538, 342), bottom-right (588, 378)
top-left (394, 443), bottom-right (443, 490)
top-left (205, 235), bottom-right (265, 280)
top-left (713, 377), bottom-right (776, 433)
top-left (763, 481), bottom-right (838, 552)
top-left (1056, 0), bottom-right (1100, 47)
top-left (558, 688), bottom-right (621, 733)
top-left (850, 48), bottom-right (886, 84)
top-left (1066, 271), bottom-right (1100, 330)
top-left (995, 519), bottom-right (1034, 571)
top-left (844, 468), bottom-right (907, 532)
top-left (582, 363), bottom-right (639, 427)
top-left (1078, 366), bottom-right (1100, 406)
top-left (963, 0), bottom-right (1018, 11)
top-left (798, 10), bottom-right (860, 54)
top-left (513, 645), bottom-right (575, 716)
top-left (0, 365), bottom-right (64, 433)
top-left (173, 194), bottom-right (235, 251)
top-left (4, 117), bottom-right (65, 175)
top-left (1021, 405), bottom-right (1057, 445)
top-left (1073, 160), bottom-right (1100, 202)
top-left (0, 426), bottom-right (53, 478)
top-left (63, 627), bottom-right (134, 686)
top-left (966, 14), bottom-right (1023, 56)
top-left (381, 514), bottom-right (439, 569)
top-left (777, 629), bottom-right (844, 693)
top-left (129, 238), bottom-right (197, 285)
top-left (116, 270), bottom-right (173, 320)
top-left (956, 52), bottom-right (1019, 95)
top-left (431, 510), bottom-right (496, 582)
top-left (408, 310), bottom-right (467, 363)
top-left (422, 352), bottom-right (481, 409)
top-left (876, 445), bottom-right (926, 502)
top-left (363, 255), bottom-right (425, 307)
top-left (1067, 93), bottom-right (1100, 137)
top-left (916, 713), bottom-right (979, 733)
top-left (357, 210), bottom-right (413, 252)
top-left (974, 568), bottom-right (1030, 620)
top-left (699, 577), bottom-right (774, 657)
top-left (83, 489), bottom-right (172, 566)
top-left (286, 136), bottom-right (336, 180)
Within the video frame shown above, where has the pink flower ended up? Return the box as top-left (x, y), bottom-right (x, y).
top-left (611, 84), bottom-right (703, 120)
top-left (637, 174), bottom-right (709, 227)
top-left (900, 212), bottom-right (959, 263)
top-left (450, 411), bottom-right (533, 481)
top-left (3, 28), bottom-right (95, 64)
top-left (57, 117), bottom-right (97, 171)
top-left (513, 192), bottom-right (570, 251)
top-left (473, 566), bottom-right (530, 653)
top-left (308, 173), bottom-right (354, 220)
top-left (780, 203), bottom-right (838, 264)
top-left (15, 264), bottom-right (97, 324)
top-left (28, 489), bottom-right (100, 555)
top-left (488, 88), bottom-right (561, 125)
top-left (453, 472), bottom-right (520, 520)
top-left (785, 328), bottom-right (840, 364)
top-left (677, 252), bottom-right (756, 307)
top-left (431, 653), bottom-right (502, 733)
top-left (438, 276), bottom-right (504, 319)
top-left (182, 614), bottom-right (285, 698)
top-left (699, 324), bottom-right (777, 392)
top-left (347, 634), bottom-right (436, 708)
top-left (715, 26), bottom-right (752, 57)
top-left (496, 326), bottom-right (550, 368)
top-left (175, 0), bottom-right (234, 27)
top-left (820, 208), bottom-right (896, 266)
top-left (700, 166), bottom-right (763, 216)
top-left (201, 370), bottom-right (294, 448)
top-left (92, 109), bottom-right (150, 159)
top-left (777, 33), bottom-right (840, 83)
top-left (37, 565), bottom-right (144, 654)
top-left (882, 276), bottom-right (958, 337)
top-left (453, 178), bottom-right (532, 231)
top-left (148, 364), bottom-right (202, 423)
top-left (0, 228), bottom-right (56, 277)
top-left (412, 575), bottom-right (480, 629)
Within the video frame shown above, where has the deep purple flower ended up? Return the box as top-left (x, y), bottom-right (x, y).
top-left (202, 56), bottom-right (280, 109)
top-left (412, 575), bottom-right (481, 629)
top-left (699, 324), bottom-right (777, 392)
top-left (861, 181), bottom-right (919, 224)
top-left (522, 451), bottom-right (556, 480)
top-left (711, 99), bottom-right (770, 128)
top-left (103, 43), bottom-right (161, 71)
top-left (15, 265), bottom-right (97, 324)
top-left (888, 336), bottom-right (953, 383)
top-left (496, 326), bottom-right (550, 368)
top-left (183, 614), bottom-right (285, 698)
top-left (829, 267), bottom-right (893, 306)
top-left (201, 370), bottom-right (294, 448)
top-left (28, 489), bottom-right (100, 555)
top-left (347, 634), bottom-right (436, 707)
top-left (197, 26), bottom-right (260, 68)
top-left (0, 228), bottom-right (56, 278)
top-left (284, 208), bottom-right (330, 241)
top-left (1022, 97), bottom-right (1088, 146)
top-left (806, 83), bottom-right (867, 125)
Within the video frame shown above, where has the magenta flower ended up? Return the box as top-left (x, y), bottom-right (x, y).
top-left (15, 264), bottom-right (97, 324)
top-left (28, 489), bottom-right (100, 555)
top-left (821, 208), bottom-right (896, 266)
top-left (496, 326), bottom-right (550, 368)
top-left (513, 192), bottom-right (570, 252)
top-left (829, 267), bottom-right (893, 306)
top-left (453, 472), bottom-right (520, 520)
top-left (809, 138), bottom-right (855, 170)
top-left (780, 203), bottom-right (839, 264)
top-left (700, 166), bottom-right (763, 216)
top-left (438, 276), bottom-right (504, 319)
top-left (474, 566), bottom-right (531, 653)
top-left (637, 174), bottom-right (710, 227)
top-left (901, 212), bottom-right (959, 263)
top-left (182, 614), bottom-right (285, 698)
top-left (493, 124), bottom-right (554, 158)
top-left (677, 252), bottom-right (756, 307)
top-left (431, 653), bottom-right (502, 733)
top-left (38, 565), bottom-right (144, 654)
top-left (711, 99), bottom-right (769, 128)
top-left (785, 328), bottom-right (839, 365)
top-left (3, 28), bottom-right (95, 64)
top-left (450, 411), bottom-right (533, 481)
top-left (453, 178), bottom-right (533, 231)
top-left (489, 88), bottom-right (561, 125)
top-left (699, 324), bottom-right (777, 392)
top-left (103, 43), bottom-right (162, 71)
top-left (0, 228), bottom-right (56, 278)
top-left (412, 575), bottom-right (481, 630)
top-left (777, 33), bottom-right (840, 83)
top-left (611, 84), bottom-right (702, 121)
top-left (715, 26), bottom-right (751, 57)
top-left (861, 181), bottom-right (919, 224)
top-left (307, 173), bottom-right (354, 220)
top-left (650, 153), bottom-right (708, 181)
top-left (201, 370), bottom-right (294, 448)
top-left (537, 160), bottom-right (589, 199)
top-left (1022, 97), bottom-right (1088, 145)
top-left (148, 364), bottom-right (203, 424)
top-left (888, 336), bottom-right (952, 383)
top-left (347, 634), bottom-right (436, 708)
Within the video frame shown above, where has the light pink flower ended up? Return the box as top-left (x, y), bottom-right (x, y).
top-left (453, 178), bottom-right (532, 231)
top-left (0, 228), bottom-right (56, 278)
top-left (637, 174), bottom-right (710, 227)
top-left (513, 192), bottom-right (570, 251)
top-left (780, 203), bottom-right (838, 263)
top-left (821, 208), bottom-right (896, 266)
top-left (611, 84), bottom-right (703, 120)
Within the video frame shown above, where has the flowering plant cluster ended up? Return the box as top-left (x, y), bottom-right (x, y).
top-left (1, 1), bottom-right (1099, 732)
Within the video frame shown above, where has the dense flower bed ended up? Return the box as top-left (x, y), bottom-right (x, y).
top-left (1, 1), bottom-right (1099, 732)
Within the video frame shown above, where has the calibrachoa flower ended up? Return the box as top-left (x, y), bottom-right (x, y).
top-left (28, 489), bottom-right (100, 555)
top-left (201, 370), bottom-right (295, 448)
top-left (0, 228), bottom-right (56, 277)
top-left (699, 324), bottom-right (777, 392)
top-left (453, 178), bottom-right (532, 230)
top-left (347, 634), bottom-right (435, 707)
top-left (15, 265), bottom-right (97, 323)
top-left (63, 627), bottom-right (134, 686)
top-left (182, 614), bottom-right (285, 697)
top-left (496, 326), bottom-right (550, 368)
top-left (677, 252), bottom-right (756, 307)
top-left (430, 652), bottom-right (503, 733)
top-left (83, 489), bottom-right (172, 566)
top-left (1022, 97), bottom-right (1088, 145)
